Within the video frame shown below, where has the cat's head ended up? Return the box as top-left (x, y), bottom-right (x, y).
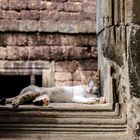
top-left (80, 71), bottom-right (100, 95)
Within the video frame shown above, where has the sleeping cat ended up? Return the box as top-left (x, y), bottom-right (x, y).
top-left (0, 71), bottom-right (106, 108)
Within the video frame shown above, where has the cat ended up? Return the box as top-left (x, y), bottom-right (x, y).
top-left (0, 71), bottom-right (106, 108)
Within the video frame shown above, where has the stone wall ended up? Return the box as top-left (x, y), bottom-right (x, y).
top-left (0, 0), bottom-right (97, 86)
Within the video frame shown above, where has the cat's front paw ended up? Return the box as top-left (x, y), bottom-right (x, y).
top-left (85, 99), bottom-right (97, 104)
top-left (99, 97), bottom-right (106, 103)
top-left (12, 100), bottom-right (19, 108)
top-left (43, 99), bottom-right (49, 106)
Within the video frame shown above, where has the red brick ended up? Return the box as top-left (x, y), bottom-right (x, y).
top-left (55, 72), bottom-right (72, 81)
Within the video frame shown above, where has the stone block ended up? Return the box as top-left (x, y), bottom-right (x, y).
top-left (73, 81), bottom-right (81, 85)
top-left (28, 46), bottom-right (51, 60)
top-left (50, 46), bottom-right (66, 60)
top-left (20, 10), bottom-right (40, 20)
top-left (54, 72), bottom-right (72, 81)
top-left (9, 0), bottom-right (27, 10)
top-left (125, 0), bottom-right (140, 25)
top-left (55, 61), bottom-right (77, 72)
top-left (58, 12), bottom-right (78, 21)
top-left (28, 34), bottom-right (61, 46)
top-left (6, 34), bottom-right (27, 46)
top-left (0, 33), bottom-right (7, 46)
top-left (66, 46), bottom-right (96, 60)
top-left (83, 1), bottom-right (96, 14)
top-left (0, 0), bottom-right (9, 10)
top-left (7, 46), bottom-right (28, 60)
top-left (40, 11), bottom-right (59, 21)
top-left (27, 0), bottom-right (40, 10)
top-left (78, 59), bottom-right (97, 71)
top-left (64, 2), bottom-right (82, 12)
top-left (18, 20), bottom-right (38, 32)
top-left (0, 47), bottom-right (6, 59)
top-left (1, 10), bottom-right (20, 20)
top-left (55, 81), bottom-right (73, 86)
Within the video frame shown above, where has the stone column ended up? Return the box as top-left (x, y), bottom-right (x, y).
top-left (97, 0), bottom-right (140, 139)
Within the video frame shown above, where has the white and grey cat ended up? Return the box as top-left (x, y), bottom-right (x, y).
top-left (0, 71), bottom-right (106, 108)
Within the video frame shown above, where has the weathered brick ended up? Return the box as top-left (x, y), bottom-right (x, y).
top-left (2, 10), bottom-right (20, 20)
top-left (45, 2), bottom-right (57, 10)
top-left (64, 2), bottom-right (83, 12)
top-left (78, 59), bottom-right (97, 71)
top-left (7, 46), bottom-right (28, 60)
top-left (0, 0), bottom-right (9, 10)
top-left (73, 81), bottom-right (81, 86)
top-left (73, 70), bottom-right (95, 81)
top-left (55, 72), bottom-right (72, 81)
top-left (20, 10), bottom-right (40, 20)
top-left (0, 34), bottom-right (7, 46)
top-left (55, 61), bottom-right (77, 72)
top-left (66, 46), bottom-right (94, 59)
top-left (28, 46), bottom-right (51, 60)
top-left (78, 12), bottom-right (96, 21)
top-left (6, 34), bottom-right (27, 46)
top-left (0, 20), bottom-right (19, 31)
top-left (59, 12), bottom-right (78, 21)
top-left (28, 34), bottom-right (61, 46)
top-left (83, 2), bottom-right (96, 14)
top-left (9, 0), bottom-right (27, 10)
top-left (55, 81), bottom-right (73, 86)
top-left (0, 47), bottom-right (6, 59)
top-left (40, 11), bottom-right (59, 21)
top-left (50, 46), bottom-right (66, 60)
top-left (27, 0), bottom-right (40, 10)
top-left (39, 20), bottom-right (58, 32)
top-left (18, 20), bottom-right (38, 32)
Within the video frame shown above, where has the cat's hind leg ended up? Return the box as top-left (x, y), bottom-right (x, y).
top-left (33, 94), bottom-right (50, 106)
top-left (12, 91), bottom-right (41, 108)
top-left (0, 98), bottom-right (6, 105)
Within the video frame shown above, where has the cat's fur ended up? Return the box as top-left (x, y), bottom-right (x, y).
top-left (0, 71), bottom-right (106, 108)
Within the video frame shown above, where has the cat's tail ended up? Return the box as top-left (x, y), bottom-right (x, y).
top-left (0, 97), bottom-right (17, 105)
top-left (0, 85), bottom-right (42, 105)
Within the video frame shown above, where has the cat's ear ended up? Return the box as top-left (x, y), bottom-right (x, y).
top-left (94, 70), bottom-right (100, 76)
top-left (79, 70), bottom-right (87, 84)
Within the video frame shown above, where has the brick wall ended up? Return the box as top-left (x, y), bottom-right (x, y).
top-left (0, 0), bottom-right (97, 86)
